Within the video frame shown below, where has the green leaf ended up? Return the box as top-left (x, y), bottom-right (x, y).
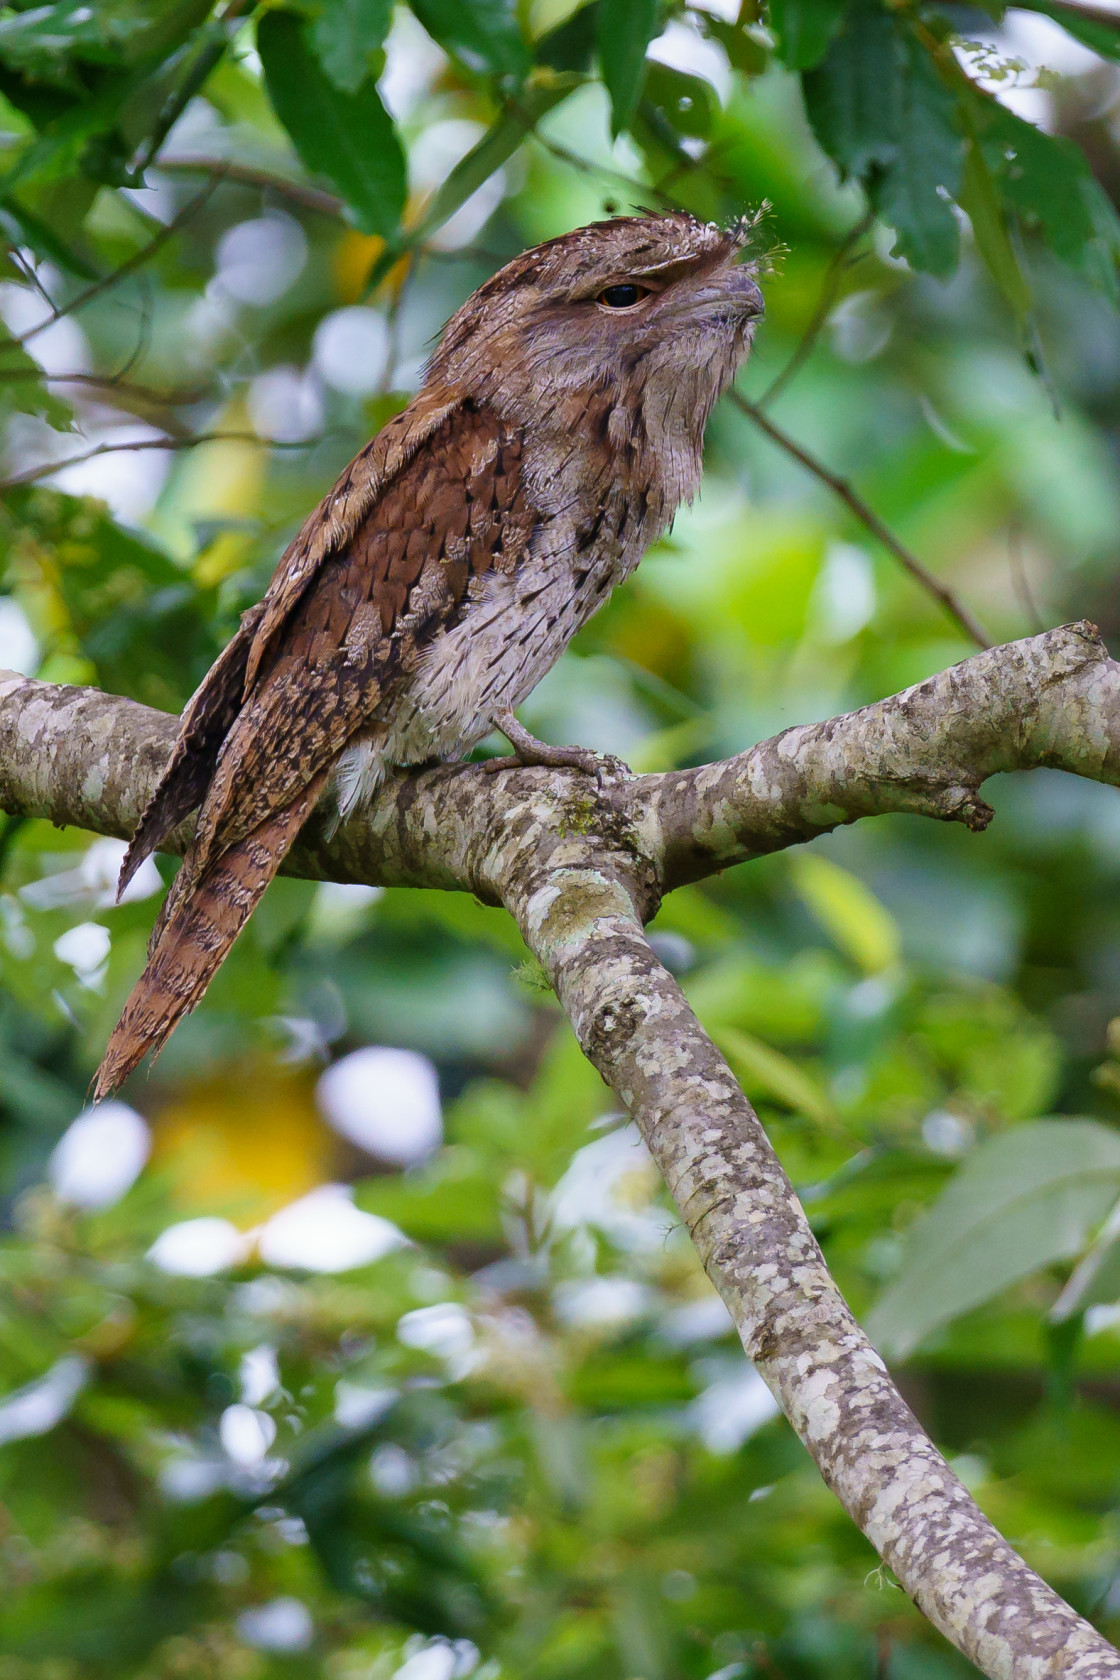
top-left (804, 11), bottom-right (964, 275)
top-left (768, 0), bottom-right (845, 71)
top-left (0, 190), bottom-right (99, 279)
top-left (258, 8), bottom-right (405, 240)
top-left (0, 0), bottom-right (210, 80)
top-left (356, 1150), bottom-right (503, 1241)
top-left (0, 60), bottom-right (78, 130)
top-left (718, 1025), bottom-right (837, 1128)
top-left (790, 853), bottom-right (901, 975)
top-left (802, 1), bottom-right (900, 179)
top-left (977, 100), bottom-right (1088, 263)
top-left (0, 2), bottom-right (211, 194)
top-left (3, 488), bottom-right (222, 712)
top-left (0, 1), bottom-right (153, 76)
top-left (976, 99), bottom-right (1120, 298)
top-left (702, 11), bottom-right (769, 77)
top-left (867, 1120), bottom-right (1120, 1358)
top-left (308, 0), bottom-right (392, 93)
top-left (410, 0), bottom-right (530, 81)
top-left (279, 1415), bottom-right (494, 1636)
top-left (957, 133), bottom-right (1032, 320)
top-left (917, 989), bottom-right (1061, 1121)
top-left (597, 0), bottom-right (661, 138)
top-left (643, 60), bottom-right (714, 140)
top-left (870, 33), bottom-right (963, 276)
top-left (535, 0), bottom-right (600, 73)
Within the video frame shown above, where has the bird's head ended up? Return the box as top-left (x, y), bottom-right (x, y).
top-left (427, 211), bottom-right (764, 448)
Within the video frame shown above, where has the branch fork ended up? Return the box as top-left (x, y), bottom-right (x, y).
top-left (3, 623), bottom-right (1120, 1677)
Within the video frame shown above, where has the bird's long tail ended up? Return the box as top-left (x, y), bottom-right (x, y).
top-left (92, 772), bottom-right (328, 1101)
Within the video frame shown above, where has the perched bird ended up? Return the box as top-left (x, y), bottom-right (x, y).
top-left (93, 211), bottom-right (764, 1098)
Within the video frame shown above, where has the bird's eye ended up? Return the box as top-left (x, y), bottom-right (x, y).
top-left (596, 283), bottom-right (650, 309)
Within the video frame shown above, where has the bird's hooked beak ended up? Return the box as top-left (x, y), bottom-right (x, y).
top-left (725, 262), bottom-right (765, 320)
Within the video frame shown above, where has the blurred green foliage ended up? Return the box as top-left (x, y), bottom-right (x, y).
top-left (2, 1), bottom-right (1120, 1676)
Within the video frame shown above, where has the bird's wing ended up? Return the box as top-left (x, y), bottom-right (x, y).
top-left (241, 382), bottom-right (464, 693)
top-left (95, 397), bottom-right (537, 1097)
top-left (171, 396), bottom-right (536, 898)
top-left (120, 387), bottom-right (529, 895)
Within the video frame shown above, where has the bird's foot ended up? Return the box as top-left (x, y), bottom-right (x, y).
top-left (485, 710), bottom-right (632, 787)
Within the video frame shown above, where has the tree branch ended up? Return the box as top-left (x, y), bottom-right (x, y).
top-left (2, 626), bottom-right (1120, 1677)
top-left (644, 620), bottom-right (1117, 888)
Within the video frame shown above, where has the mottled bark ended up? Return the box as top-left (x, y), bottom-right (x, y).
top-left (2, 622), bottom-right (1120, 1678)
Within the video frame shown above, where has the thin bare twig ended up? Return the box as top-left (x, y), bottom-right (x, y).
top-left (0, 429), bottom-right (312, 493)
top-left (1008, 519), bottom-right (1045, 636)
top-left (5, 245), bottom-right (58, 314)
top-left (111, 271), bottom-right (155, 384)
top-left (876, 1629), bottom-right (893, 1680)
top-left (127, 0), bottom-right (254, 185)
top-left (0, 367), bottom-right (212, 406)
top-left (756, 212), bottom-right (874, 410)
top-left (533, 134), bottom-right (678, 211)
top-left (157, 155), bottom-right (344, 219)
top-left (0, 175), bottom-right (223, 355)
top-left (730, 391), bottom-right (991, 649)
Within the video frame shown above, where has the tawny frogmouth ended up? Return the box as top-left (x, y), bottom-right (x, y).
top-left (94, 212), bottom-right (764, 1097)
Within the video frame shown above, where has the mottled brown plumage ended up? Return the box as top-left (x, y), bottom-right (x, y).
top-left (94, 212), bottom-right (763, 1098)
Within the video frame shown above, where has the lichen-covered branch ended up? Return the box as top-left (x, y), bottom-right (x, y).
top-left (502, 859), bottom-right (1119, 1679)
top-left (5, 623), bottom-right (1115, 900)
top-left (641, 620), bottom-right (1120, 890)
top-left (3, 623), bottom-right (1120, 1677)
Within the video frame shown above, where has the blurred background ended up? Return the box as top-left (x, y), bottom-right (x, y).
top-left (3, 0), bottom-right (1120, 1675)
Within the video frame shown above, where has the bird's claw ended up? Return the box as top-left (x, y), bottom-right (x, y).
top-left (579, 749), bottom-right (633, 789)
top-left (486, 710), bottom-right (631, 784)
top-left (482, 733), bottom-right (631, 785)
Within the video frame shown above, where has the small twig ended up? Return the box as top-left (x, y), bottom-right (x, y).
top-left (730, 391), bottom-right (991, 649)
top-left (876, 1628), bottom-right (893, 1680)
top-left (127, 0), bottom-right (254, 186)
top-left (534, 134), bottom-right (678, 210)
top-left (749, 1643), bottom-right (789, 1680)
top-left (0, 367), bottom-right (211, 406)
top-left (157, 155), bottom-right (344, 219)
top-left (5, 245), bottom-right (57, 314)
top-left (1008, 519), bottom-right (1045, 636)
top-left (112, 272), bottom-right (155, 384)
top-left (0, 175), bottom-right (223, 355)
top-left (0, 429), bottom-right (313, 493)
top-left (756, 212), bottom-right (874, 410)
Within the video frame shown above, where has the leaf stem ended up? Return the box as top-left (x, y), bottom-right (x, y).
top-left (0, 430), bottom-right (315, 493)
top-left (730, 390), bottom-right (991, 648)
top-left (755, 212), bottom-right (874, 410)
top-left (156, 155), bottom-right (344, 218)
top-left (126, 0), bottom-right (256, 186)
top-left (0, 176), bottom-right (224, 355)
